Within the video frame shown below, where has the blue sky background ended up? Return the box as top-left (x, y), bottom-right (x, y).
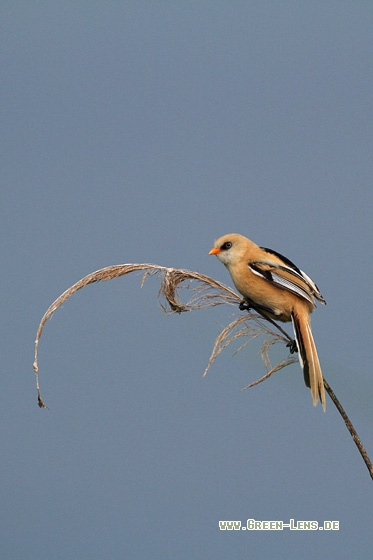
top-left (2, 2), bottom-right (373, 558)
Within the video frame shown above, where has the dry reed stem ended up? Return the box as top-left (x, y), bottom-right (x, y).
top-left (33, 264), bottom-right (240, 405)
top-left (322, 380), bottom-right (373, 482)
top-left (32, 262), bottom-right (373, 482)
top-left (33, 263), bottom-right (292, 407)
top-left (240, 356), bottom-right (299, 390)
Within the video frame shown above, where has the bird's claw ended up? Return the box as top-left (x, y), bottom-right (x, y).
top-left (239, 300), bottom-right (251, 311)
top-left (286, 339), bottom-right (298, 354)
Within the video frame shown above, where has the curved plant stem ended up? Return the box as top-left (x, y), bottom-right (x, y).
top-left (32, 262), bottom-right (373, 482)
top-left (323, 379), bottom-right (373, 481)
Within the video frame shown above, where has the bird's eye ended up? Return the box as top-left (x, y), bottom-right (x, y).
top-left (221, 241), bottom-right (232, 250)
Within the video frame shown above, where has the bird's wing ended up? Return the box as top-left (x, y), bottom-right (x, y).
top-left (260, 247), bottom-right (326, 305)
top-left (249, 255), bottom-right (325, 306)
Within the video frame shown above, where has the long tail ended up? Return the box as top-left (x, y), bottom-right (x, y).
top-left (291, 309), bottom-right (326, 411)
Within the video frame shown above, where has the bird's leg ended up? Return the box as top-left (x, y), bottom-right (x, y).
top-left (239, 298), bottom-right (273, 315)
top-left (239, 297), bottom-right (277, 317)
top-left (239, 298), bottom-right (297, 352)
top-left (286, 339), bottom-right (298, 354)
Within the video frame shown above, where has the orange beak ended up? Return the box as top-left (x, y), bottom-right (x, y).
top-left (209, 247), bottom-right (221, 255)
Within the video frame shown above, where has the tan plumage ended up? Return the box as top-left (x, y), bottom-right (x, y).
top-left (209, 233), bottom-right (326, 410)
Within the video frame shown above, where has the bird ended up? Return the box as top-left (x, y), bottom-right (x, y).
top-left (209, 233), bottom-right (326, 410)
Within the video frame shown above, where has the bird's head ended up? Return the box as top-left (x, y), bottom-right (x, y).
top-left (209, 233), bottom-right (251, 267)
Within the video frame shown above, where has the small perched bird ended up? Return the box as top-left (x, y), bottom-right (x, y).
top-left (209, 233), bottom-right (326, 410)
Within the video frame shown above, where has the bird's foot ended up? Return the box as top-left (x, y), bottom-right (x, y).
top-left (286, 339), bottom-right (298, 354)
top-left (239, 300), bottom-right (251, 311)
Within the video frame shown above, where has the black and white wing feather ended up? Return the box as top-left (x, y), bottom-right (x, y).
top-left (248, 247), bottom-right (326, 306)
